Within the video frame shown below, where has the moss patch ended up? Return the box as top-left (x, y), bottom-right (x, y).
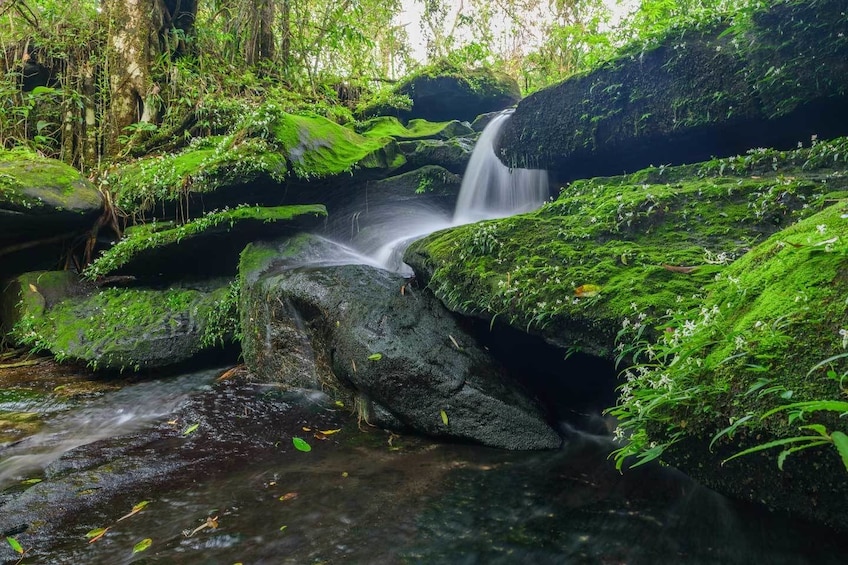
top-left (10, 281), bottom-right (238, 371)
top-left (405, 138), bottom-right (848, 358)
top-left (356, 117), bottom-right (473, 141)
top-left (84, 204), bottom-right (326, 279)
top-left (111, 104), bottom-right (403, 217)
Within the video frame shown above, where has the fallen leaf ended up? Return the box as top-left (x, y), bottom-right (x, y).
top-left (6, 537), bottom-right (23, 555)
top-left (351, 359), bottom-right (357, 373)
top-left (182, 423), bottom-right (200, 436)
top-left (21, 478), bottom-right (42, 485)
top-left (318, 429), bottom-right (341, 436)
top-left (342, 472), bottom-right (349, 478)
top-left (28, 284), bottom-right (38, 293)
top-left (368, 353), bottom-right (383, 361)
top-left (574, 284), bottom-right (602, 298)
top-left (216, 365), bottom-right (244, 381)
top-left (117, 500), bottom-right (150, 522)
top-left (334, 400), bottom-right (345, 408)
top-left (279, 525), bottom-right (288, 532)
top-left (132, 538), bottom-right (152, 554)
top-left (86, 527), bottom-right (109, 543)
top-left (292, 437), bottom-right (312, 452)
top-left (662, 264), bottom-right (699, 274)
top-left (279, 492), bottom-right (298, 502)
top-left (302, 427), bottom-right (312, 432)
top-left (448, 335), bottom-right (460, 349)
top-left (440, 410), bottom-right (449, 426)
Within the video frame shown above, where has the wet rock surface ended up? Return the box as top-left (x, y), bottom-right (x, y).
top-left (240, 235), bottom-right (561, 450)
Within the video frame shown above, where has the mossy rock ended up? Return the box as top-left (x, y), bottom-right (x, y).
top-left (0, 148), bottom-right (102, 246)
top-left (355, 116), bottom-right (474, 141)
top-left (0, 270), bottom-right (89, 336)
top-left (7, 275), bottom-right (239, 371)
top-left (499, 0), bottom-right (848, 180)
top-left (398, 137), bottom-right (475, 175)
top-left (627, 202), bottom-right (848, 531)
top-left (405, 139), bottom-right (848, 359)
top-left (84, 204), bottom-right (327, 281)
top-left (110, 105), bottom-right (405, 219)
top-left (359, 61), bottom-right (521, 123)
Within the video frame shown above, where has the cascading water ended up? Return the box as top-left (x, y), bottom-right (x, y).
top-left (350, 109), bottom-right (549, 273)
top-left (453, 110), bottom-right (549, 224)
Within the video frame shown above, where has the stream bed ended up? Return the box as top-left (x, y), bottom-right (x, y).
top-left (1, 363), bottom-right (846, 564)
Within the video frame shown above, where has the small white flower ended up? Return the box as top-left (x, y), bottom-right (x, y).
top-left (817, 224), bottom-right (827, 235)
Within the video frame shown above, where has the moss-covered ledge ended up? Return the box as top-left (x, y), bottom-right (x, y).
top-left (5, 273), bottom-right (239, 371)
top-left (405, 138), bottom-right (848, 358)
top-left (0, 148), bottom-right (102, 245)
top-left (109, 104), bottom-right (405, 219)
top-left (499, 0), bottom-right (848, 180)
top-left (84, 204), bottom-right (327, 279)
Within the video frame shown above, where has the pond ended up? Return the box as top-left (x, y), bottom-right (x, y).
top-left (1, 364), bottom-right (845, 564)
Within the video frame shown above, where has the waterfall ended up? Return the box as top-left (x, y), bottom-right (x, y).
top-left (453, 110), bottom-right (549, 224)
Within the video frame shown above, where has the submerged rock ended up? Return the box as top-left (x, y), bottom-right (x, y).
top-left (239, 235), bottom-right (561, 450)
top-left (499, 0), bottom-right (848, 180)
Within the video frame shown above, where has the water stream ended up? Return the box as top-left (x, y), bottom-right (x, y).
top-left (2, 113), bottom-right (846, 562)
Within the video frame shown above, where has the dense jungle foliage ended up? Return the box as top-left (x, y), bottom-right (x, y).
top-left (0, 0), bottom-right (768, 169)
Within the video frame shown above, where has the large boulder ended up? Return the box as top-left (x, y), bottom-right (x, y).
top-left (404, 139), bottom-right (848, 529)
top-left (239, 235), bottom-right (561, 450)
top-left (0, 149), bottom-right (103, 278)
top-left (3, 272), bottom-right (238, 371)
top-left (359, 61), bottom-right (521, 123)
top-left (84, 204), bottom-right (326, 281)
top-left (499, 0), bottom-right (848, 181)
top-left (109, 105), bottom-right (405, 220)
top-left (398, 137), bottom-right (475, 175)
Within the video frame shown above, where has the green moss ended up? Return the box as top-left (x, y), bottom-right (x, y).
top-left (406, 139), bottom-right (848, 358)
top-left (238, 242), bottom-right (284, 288)
top-left (111, 104), bottom-right (402, 216)
top-left (11, 283), bottom-right (236, 371)
top-left (355, 116), bottom-right (462, 140)
top-left (84, 204), bottom-right (327, 279)
top-left (0, 147), bottom-right (100, 213)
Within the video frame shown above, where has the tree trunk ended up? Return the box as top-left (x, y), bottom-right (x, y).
top-left (102, 0), bottom-right (161, 154)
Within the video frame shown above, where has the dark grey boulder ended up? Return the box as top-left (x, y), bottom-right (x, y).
top-left (240, 235), bottom-right (561, 450)
top-left (398, 137), bottom-right (475, 175)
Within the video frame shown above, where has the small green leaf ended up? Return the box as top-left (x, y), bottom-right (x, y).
top-left (292, 437), bottom-right (312, 452)
top-left (85, 527), bottom-right (109, 543)
top-left (831, 431), bottom-right (848, 472)
top-left (279, 525), bottom-right (288, 532)
top-left (131, 500), bottom-right (151, 513)
top-left (6, 536), bottom-right (24, 555)
top-left (440, 410), bottom-right (449, 426)
top-left (182, 423), bottom-right (200, 436)
top-left (368, 353), bottom-right (383, 361)
top-left (132, 538), bottom-right (153, 554)
top-left (21, 478), bottom-right (42, 485)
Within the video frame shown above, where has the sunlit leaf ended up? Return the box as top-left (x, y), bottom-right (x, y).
top-left (132, 538), bottom-right (153, 554)
top-left (440, 410), bottom-right (449, 426)
top-left (574, 284), bottom-right (601, 298)
top-left (292, 437), bottom-right (312, 452)
top-left (21, 478), bottom-right (42, 485)
top-left (27, 283), bottom-right (38, 293)
top-left (302, 427), bottom-right (312, 432)
top-left (86, 527), bottom-right (109, 543)
top-left (182, 423), bottom-right (200, 436)
top-left (368, 353), bottom-right (383, 361)
top-left (279, 525), bottom-right (288, 532)
top-left (279, 492), bottom-right (298, 502)
top-left (334, 400), bottom-right (345, 408)
top-left (6, 537), bottom-right (23, 555)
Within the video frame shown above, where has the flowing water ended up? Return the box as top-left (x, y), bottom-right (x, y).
top-left (2, 113), bottom-right (846, 562)
top-left (349, 109), bottom-right (548, 274)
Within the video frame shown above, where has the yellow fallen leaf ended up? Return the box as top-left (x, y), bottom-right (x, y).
top-left (574, 284), bottom-right (602, 298)
top-left (28, 284), bottom-right (38, 293)
top-left (279, 492), bottom-right (298, 502)
top-left (318, 429), bottom-right (342, 435)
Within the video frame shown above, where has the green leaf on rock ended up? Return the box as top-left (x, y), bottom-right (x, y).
top-left (6, 536), bottom-right (24, 555)
top-left (368, 353), bottom-right (383, 361)
top-left (182, 423), bottom-right (200, 436)
top-left (132, 538), bottom-right (153, 554)
top-left (440, 410), bottom-right (449, 426)
top-left (292, 437), bottom-right (312, 452)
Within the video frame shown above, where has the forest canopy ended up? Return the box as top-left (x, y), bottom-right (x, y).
top-left (0, 0), bottom-right (766, 166)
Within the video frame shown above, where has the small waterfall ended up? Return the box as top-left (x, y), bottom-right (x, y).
top-left (453, 110), bottom-right (549, 224)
